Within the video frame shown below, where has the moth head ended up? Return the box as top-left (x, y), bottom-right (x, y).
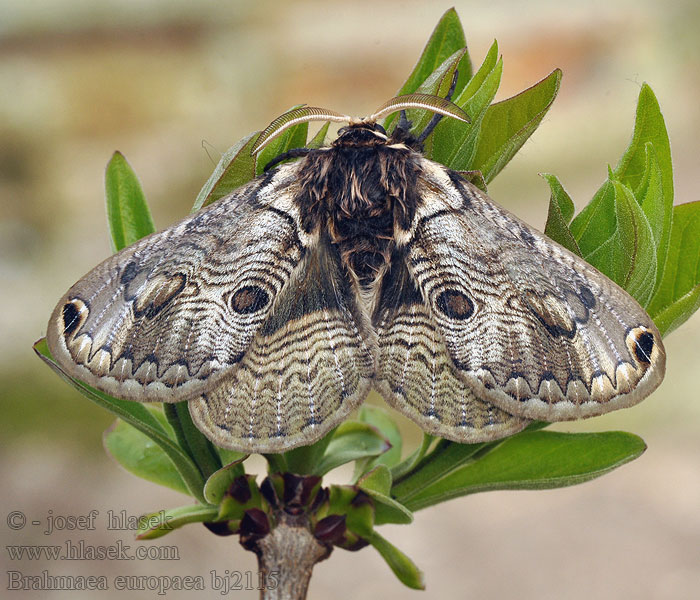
top-left (250, 94), bottom-right (470, 155)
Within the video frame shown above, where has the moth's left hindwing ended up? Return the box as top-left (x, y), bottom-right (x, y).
top-left (190, 238), bottom-right (376, 452)
top-left (392, 160), bottom-right (665, 427)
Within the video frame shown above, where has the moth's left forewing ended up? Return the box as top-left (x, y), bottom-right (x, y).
top-left (404, 159), bottom-right (665, 422)
top-left (47, 165), bottom-right (310, 404)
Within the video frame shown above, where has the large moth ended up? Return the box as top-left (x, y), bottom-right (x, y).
top-left (47, 93), bottom-right (665, 452)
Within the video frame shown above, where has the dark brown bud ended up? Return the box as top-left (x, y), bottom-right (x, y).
top-left (227, 475), bottom-right (252, 504)
top-left (314, 515), bottom-right (346, 545)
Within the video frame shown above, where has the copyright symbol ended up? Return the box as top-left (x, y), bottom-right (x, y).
top-left (7, 511), bottom-right (26, 530)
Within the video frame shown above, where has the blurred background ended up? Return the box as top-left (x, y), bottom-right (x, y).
top-left (1, 1), bottom-right (699, 598)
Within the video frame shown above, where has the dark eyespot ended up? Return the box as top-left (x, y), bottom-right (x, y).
top-left (120, 261), bottom-right (139, 285)
top-left (435, 289), bottom-right (474, 320)
top-left (633, 331), bottom-right (655, 365)
top-left (230, 285), bottom-right (270, 314)
top-left (579, 285), bottom-right (596, 309)
top-left (62, 301), bottom-right (82, 336)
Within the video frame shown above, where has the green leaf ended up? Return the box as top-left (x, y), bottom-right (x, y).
top-left (637, 143), bottom-right (669, 287)
top-left (217, 447), bottom-right (248, 467)
top-left (431, 40), bottom-right (502, 168)
top-left (396, 8), bottom-right (469, 97)
top-left (570, 178), bottom-right (657, 306)
top-left (255, 119), bottom-right (308, 176)
top-left (136, 504), bottom-right (219, 540)
top-left (647, 201), bottom-right (700, 334)
top-left (357, 464), bottom-right (392, 495)
top-left (327, 485), bottom-right (374, 539)
top-left (471, 69), bottom-right (562, 182)
top-left (399, 431), bottom-right (646, 512)
top-left (392, 439), bottom-right (490, 504)
top-left (357, 466), bottom-right (413, 526)
top-left (390, 433), bottom-right (436, 481)
top-left (353, 405), bottom-right (402, 478)
top-left (307, 122), bottom-right (330, 149)
top-left (103, 416), bottom-right (190, 496)
top-left (34, 339), bottom-right (206, 503)
top-left (314, 421), bottom-right (391, 476)
top-left (192, 133), bottom-right (257, 211)
top-left (367, 531), bottom-right (425, 590)
top-left (284, 426), bottom-right (338, 476)
top-left (162, 402), bottom-right (221, 479)
top-left (613, 84), bottom-right (674, 293)
top-left (105, 151), bottom-right (155, 251)
top-left (542, 173), bottom-right (583, 256)
top-left (405, 47), bottom-right (472, 137)
top-left (203, 457), bottom-right (247, 505)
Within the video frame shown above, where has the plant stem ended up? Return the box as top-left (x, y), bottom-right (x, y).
top-left (245, 511), bottom-right (332, 600)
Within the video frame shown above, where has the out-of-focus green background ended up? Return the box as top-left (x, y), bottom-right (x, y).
top-left (1, 1), bottom-right (698, 598)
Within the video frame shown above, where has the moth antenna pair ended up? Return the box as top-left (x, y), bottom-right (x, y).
top-left (250, 93), bottom-right (470, 155)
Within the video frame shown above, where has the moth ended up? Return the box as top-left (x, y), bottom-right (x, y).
top-left (47, 93), bottom-right (665, 453)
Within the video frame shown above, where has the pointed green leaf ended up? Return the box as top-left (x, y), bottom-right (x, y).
top-left (103, 417), bottom-right (190, 496)
top-left (647, 201), bottom-right (700, 334)
top-left (610, 181), bottom-right (658, 305)
top-left (613, 84), bottom-right (673, 293)
top-left (392, 439), bottom-right (490, 505)
top-left (105, 151), bottom-right (155, 251)
top-left (571, 178), bottom-right (657, 305)
top-left (636, 143), bottom-right (670, 297)
top-left (307, 121), bottom-right (330, 149)
top-left (217, 447), bottom-right (248, 467)
top-left (284, 426), bottom-right (338, 475)
top-left (192, 133), bottom-right (257, 211)
top-left (368, 531), bottom-right (425, 590)
top-left (396, 8), bottom-right (469, 97)
top-left (390, 433), bottom-right (437, 481)
top-left (136, 504), bottom-right (219, 540)
top-left (353, 405), bottom-right (402, 478)
top-left (357, 465), bottom-right (413, 525)
top-left (400, 431), bottom-right (646, 512)
top-left (203, 457), bottom-right (247, 505)
top-left (162, 402), bottom-right (221, 479)
top-left (34, 339), bottom-right (206, 503)
top-left (357, 464), bottom-right (392, 495)
top-left (431, 40), bottom-right (502, 168)
top-left (405, 48), bottom-right (472, 136)
top-left (315, 421), bottom-right (391, 476)
top-left (542, 173), bottom-right (583, 256)
top-left (471, 69), bottom-right (562, 182)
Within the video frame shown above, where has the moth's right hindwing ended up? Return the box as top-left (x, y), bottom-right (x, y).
top-left (374, 264), bottom-right (529, 443)
top-left (47, 164), bottom-right (309, 404)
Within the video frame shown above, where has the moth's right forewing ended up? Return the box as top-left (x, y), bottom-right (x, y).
top-left (405, 160), bottom-right (665, 422)
top-left (47, 164), bottom-right (308, 404)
